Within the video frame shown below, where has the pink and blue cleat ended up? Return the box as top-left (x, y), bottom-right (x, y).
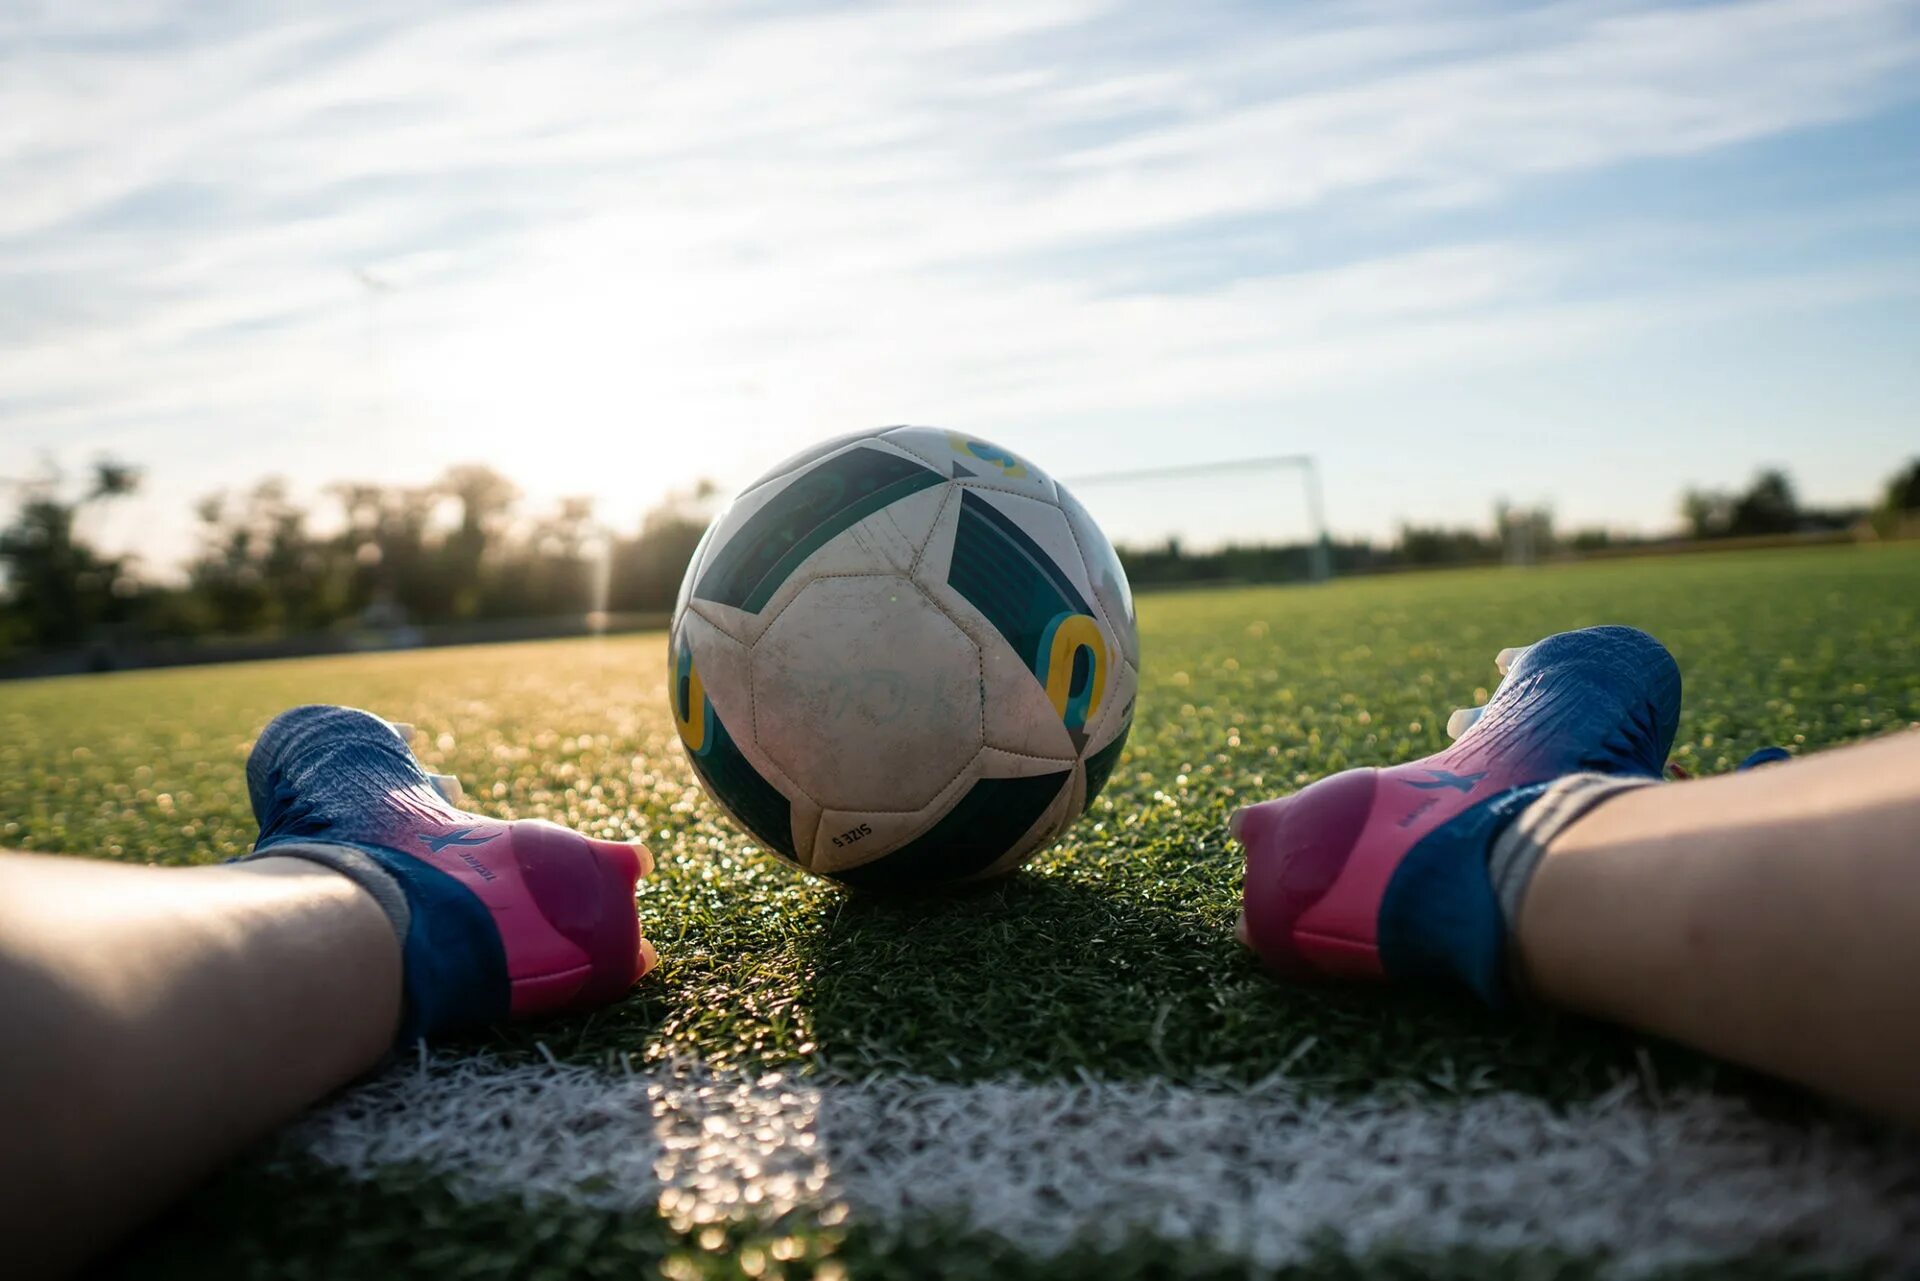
top-left (242, 705), bottom-right (656, 1045)
top-left (1234, 626), bottom-right (1682, 1006)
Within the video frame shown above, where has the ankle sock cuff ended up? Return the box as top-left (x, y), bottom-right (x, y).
top-left (1489, 772), bottom-right (1656, 960)
top-left (243, 840), bottom-right (412, 944)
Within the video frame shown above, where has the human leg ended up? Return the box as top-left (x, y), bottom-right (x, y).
top-left (0, 702), bottom-right (658, 1275)
top-left (1516, 731), bottom-right (1920, 1122)
top-left (0, 853), bottom-right (399, 1277)
top-left (1234, 623), bottom-right (1920, 1122)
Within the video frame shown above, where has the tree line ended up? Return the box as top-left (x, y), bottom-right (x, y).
top-left (1102, 462), bottom-right (1918, 590)
top-left (0, 462), bottom-right (714, 655)
top-left (2, 457), bottom-right (1915, 657)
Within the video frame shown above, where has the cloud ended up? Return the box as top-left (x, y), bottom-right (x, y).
top-left (3, 0), bottom-right (1918, 556)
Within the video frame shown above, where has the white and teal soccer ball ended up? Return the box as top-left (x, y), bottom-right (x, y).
top-left (669, 427), bottom-right (1140, 888)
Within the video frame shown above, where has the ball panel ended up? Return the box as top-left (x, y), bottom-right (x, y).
top-left (736, 426), bottom-right (892, 498)
top-left (672, 519), bottom-right (721, 624)
top-left (828, 766), bottom-right (1072, 889)
top-left (686, 441), bottom-right (949, 645)
top-left (672, 616), bottom-right (812, 867)
top-left (976, 743), bottom-right (1088, 778)
top-left (750, 575), bottom-right (983, 813)
top-left (1080, 710), bottom-right (1133, 810)
top-left (696, 442), bottom-right (946, 616)
top-left (968, 765), bottom-right (1081, 880)
top-left (1055, 483), bottom-right (1141, 669)
top-left (915, 501), bottom-right (1079, 763)
top-left (1077, 652), bottom-right (1138, 781)
top-left (977, 637), bottom-right (1080, 762)
top-left (927, 487), bottom-right (1123, 755)
top-left (809, 758), bottom-right (976, 877)
top-left (881, 426), bottom-right (1059, 503)
top-left (675, 609), bottom-right (753, 740)
top-left (883, 482), bottom-right (957, 567)
top-left (939, 489), bottom-right (1100, 665)
top-left (1052, 657), bottom-right (1136, 825)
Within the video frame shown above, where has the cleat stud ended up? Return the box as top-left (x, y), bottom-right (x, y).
top-left (1446, 706), bottom-right (1485, 740)
top-left (428, 772), bottom-right (465, 805)
top-left (1228, 807), bottom-right (1248, 840)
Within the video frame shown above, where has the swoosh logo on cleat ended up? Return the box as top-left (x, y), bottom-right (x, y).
top-left (422, 827), bottom-right (500, 854)
top-left (1406, 769), bottom-right (1487, 794)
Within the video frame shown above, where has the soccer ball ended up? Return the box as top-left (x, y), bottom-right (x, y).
top-left (668, 427), bottom-right (1140, 888)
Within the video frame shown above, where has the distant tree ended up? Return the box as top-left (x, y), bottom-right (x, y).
top-left (1682, 470), bottom-right (1801, 540)
top-left (1727, 468), bottom-right (1799, 537)
top-left (440, 464), bottom-right (520, 618)
top-left (188, 479), bottom-right (344, 634)
top-left (1681, 488), bottom-right (1732, 540)
top-left (1398, 524), bottom-right (1497, 566)
top-left (608, 480), bottom-right (721, 613)
top-left (479, 494), bottom-right (599, 618)
top-left (328, 482), bottom-right (451, 622)
top-left (1873, 458), bottom-right (1920, 538)
top-left (1884, 459), bottom-right (1920, 515)
top-left (0, 460), bottom-right (143, 648)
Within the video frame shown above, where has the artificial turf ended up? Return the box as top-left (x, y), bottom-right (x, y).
top-left (5, 542), bottom-right (1918, 1277)
top-left (103, 1154), bottom-right (1875, 1281)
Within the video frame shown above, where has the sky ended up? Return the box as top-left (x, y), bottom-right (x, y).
top-left (4, 0), bottom-right (1919, 568)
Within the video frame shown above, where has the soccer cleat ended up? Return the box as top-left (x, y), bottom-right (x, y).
top-left (1233, 626), bottom-right (1681, 1004)
top-left (245, 705), bottom-right (655, 1043)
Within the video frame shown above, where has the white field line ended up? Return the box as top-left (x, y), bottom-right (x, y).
top-left (293, 1056), bottom-right (1920, 1273)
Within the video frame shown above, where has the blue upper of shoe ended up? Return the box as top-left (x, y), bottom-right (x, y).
top-left (246, 704), bottom-right (509, 1042)
top-left (1458, 625), bottom-right (1681, 783)
top-left (1374, 626), bottom-right (1682, 1006)
top-left (249, 704), bottom-right (451, 851)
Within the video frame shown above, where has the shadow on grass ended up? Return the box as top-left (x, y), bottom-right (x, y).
top-left (461, 840), bottom-right (1769, 1107)
top-left (796, 865), bottom-right (1758, 1103)
top-left (800, 870), bottom-right (1229, 1080)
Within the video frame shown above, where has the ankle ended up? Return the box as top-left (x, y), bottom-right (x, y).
top-left (1490, 774), bottom-right (1658, 997)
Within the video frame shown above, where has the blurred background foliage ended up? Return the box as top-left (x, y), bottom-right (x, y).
top-left (1, 455), bottom-right (1914, 662)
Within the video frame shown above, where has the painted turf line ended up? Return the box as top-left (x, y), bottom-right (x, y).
top-left (294, 1056), bottom-right (1920, 1273)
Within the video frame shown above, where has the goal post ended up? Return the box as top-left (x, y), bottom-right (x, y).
top-left (1063, 454), bottom-right (1335, 582)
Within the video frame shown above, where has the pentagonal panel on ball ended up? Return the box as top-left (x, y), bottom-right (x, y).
top-left (750, 575), bottom-right (983, 813)
top-left (687, 439), bottom-right (948, 646)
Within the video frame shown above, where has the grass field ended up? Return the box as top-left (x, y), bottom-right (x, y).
top-left (5, 543), bottom-right (1919, 1279)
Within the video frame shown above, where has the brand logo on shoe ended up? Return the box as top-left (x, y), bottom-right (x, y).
top-left (421, 827), bottom-right (500, 880)
top-left (1406, 769), bottom-right (1487, 794)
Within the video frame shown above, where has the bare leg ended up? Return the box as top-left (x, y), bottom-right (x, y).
top-left (1518, 731), bottom-right (1920, 1122)
top-left (0, 853), bottom-right (400, 1278)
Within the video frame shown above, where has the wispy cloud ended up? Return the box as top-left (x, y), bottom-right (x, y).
top-left (4, 0), bottom-right (1918, 554)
